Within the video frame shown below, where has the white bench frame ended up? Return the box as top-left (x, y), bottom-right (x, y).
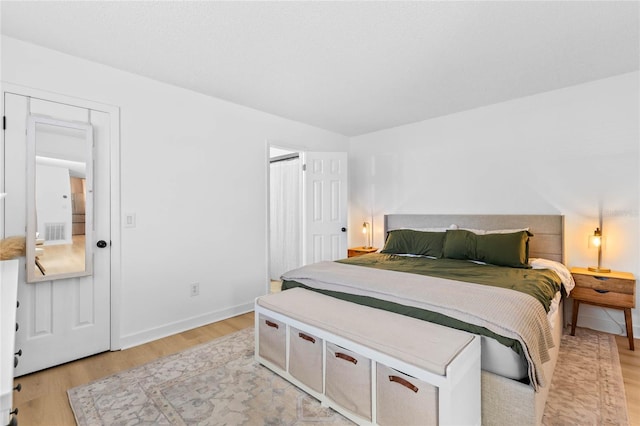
top-left (255, 301), bottom-right (481, 426)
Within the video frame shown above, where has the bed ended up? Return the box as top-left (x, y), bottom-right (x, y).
top-left (281, 214), bottom-right (572, 425)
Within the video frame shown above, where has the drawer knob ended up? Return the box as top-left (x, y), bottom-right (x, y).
top-left (389, 375), bottom-right (419, 393)
top-left (335, 352), bottom-right (358, 364)
top-left (265, 320), bottom-right (279, 329)
top-left (298, 332), bottom-right (316, 344)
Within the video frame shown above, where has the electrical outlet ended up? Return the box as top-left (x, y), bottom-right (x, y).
top-left (190, 283), bottom-right (200, 297)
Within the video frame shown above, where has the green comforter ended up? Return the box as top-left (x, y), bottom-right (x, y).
top-left (338, 254), bottom-right (562, 311)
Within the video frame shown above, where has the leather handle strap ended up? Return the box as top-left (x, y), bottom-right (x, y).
top-left (298, 332), bottom-right (316, 344)
top-left (265, 320), bottom-right (279, 329)
top-left (389, 375), bottom-right (419, 393)
top-left (335, 352), bottom-right (358, 364)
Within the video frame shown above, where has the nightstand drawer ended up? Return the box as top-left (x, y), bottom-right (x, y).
top-left (572, 273), bottom-right (634, 295)
top-left (570, 286), bottom-right (635, 309)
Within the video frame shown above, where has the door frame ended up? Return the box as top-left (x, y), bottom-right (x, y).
top-left (1, 83), bottom-right (122, 350)
top-left (264, 142), bottom-right (349, 292)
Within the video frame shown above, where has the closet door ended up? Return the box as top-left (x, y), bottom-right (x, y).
top-left (269, 156), bottom-right (301, 279)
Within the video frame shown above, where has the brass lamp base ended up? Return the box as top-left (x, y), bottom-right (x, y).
top-left (588, 266), bottom-right (611, 273)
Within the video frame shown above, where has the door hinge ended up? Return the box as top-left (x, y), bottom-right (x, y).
top-left (302, 163), bottom-right (307, 171)
top-left (2, 116), bottom-right (6, 130)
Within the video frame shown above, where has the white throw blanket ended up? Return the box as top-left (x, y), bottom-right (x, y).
top-left (282, 261), bottom-right (555, 391)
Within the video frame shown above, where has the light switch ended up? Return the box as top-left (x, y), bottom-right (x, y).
top-left (124, 213), bottom-right (136, 228)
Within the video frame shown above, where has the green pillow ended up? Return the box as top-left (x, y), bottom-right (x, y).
top-left (475, 231), bottom-right (531, 268)
top-left (381, 229), bottom-right (446, 257)
top-left (441, 230), bottom-right (477, 260)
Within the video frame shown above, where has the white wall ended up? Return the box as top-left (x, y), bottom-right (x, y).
top-left (3, 34), bottom-right (638, 345)
top-left (349, 72), bottom-right (639, 336)
top-left (2, 36), bottom-right (349, 348)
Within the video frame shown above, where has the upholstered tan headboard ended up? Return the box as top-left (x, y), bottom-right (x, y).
top-left (384, 214), bottom-right (564, 263)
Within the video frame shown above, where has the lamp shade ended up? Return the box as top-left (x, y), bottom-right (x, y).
top-left (588, 227), bottom-right (610, 273)
top-left (362, 221), bottom-right (371, 248)
top-left (588, 227), bottom-right (602, 248)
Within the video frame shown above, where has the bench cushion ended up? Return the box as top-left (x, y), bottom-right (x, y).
top-left (257, 288), bottom-right (474, 376)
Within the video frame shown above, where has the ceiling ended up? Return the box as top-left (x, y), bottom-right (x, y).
top-left (1, 1), bottom-right (638, 137)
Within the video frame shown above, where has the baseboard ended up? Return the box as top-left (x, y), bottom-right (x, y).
top-left (119, 302), bottom-right (254, 350)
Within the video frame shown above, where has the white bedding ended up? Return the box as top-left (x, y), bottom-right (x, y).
top-left (531, 257), bottom-right (575, 294)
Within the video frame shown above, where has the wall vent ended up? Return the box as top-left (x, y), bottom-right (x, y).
top-left (45, 223), bottom-right (66, 241)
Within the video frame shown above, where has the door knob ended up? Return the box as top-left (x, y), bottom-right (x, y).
top-left (96, 240), bottom-right (108, 248)
top-left (341, 227), bottom-right (347, 232)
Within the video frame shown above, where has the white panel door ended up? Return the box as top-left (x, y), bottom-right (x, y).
top-left (4, 93), bottom-right (111, 375)
top-left (302, 152), bottom-right (348, 264)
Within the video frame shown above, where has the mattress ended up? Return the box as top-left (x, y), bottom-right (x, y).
top-left (481, 292), bottom-right (561, 380)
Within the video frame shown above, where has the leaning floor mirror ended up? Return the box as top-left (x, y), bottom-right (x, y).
top-left (26, 115), bottom-right (94, 283)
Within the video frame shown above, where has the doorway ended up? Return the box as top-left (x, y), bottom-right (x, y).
top-left (266, 144), bottom-right (348, 294)
top-left (269, 146), bottom-right (302, 292)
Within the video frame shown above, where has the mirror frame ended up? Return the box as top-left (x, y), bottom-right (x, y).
top-left (26, 115), bottom-right (94, 283)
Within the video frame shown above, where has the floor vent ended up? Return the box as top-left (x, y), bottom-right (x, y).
top-left (45, 223), bottom-right (66, 241)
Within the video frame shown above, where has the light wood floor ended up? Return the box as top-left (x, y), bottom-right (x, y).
top-left (11, 314), bottom-right (640, 425)
top-left (616, 334), bottom-right (640, 425)
top-left (35, 234), bottom-right (86, 277)
top-left (12, 312), bottom-right (255, 426)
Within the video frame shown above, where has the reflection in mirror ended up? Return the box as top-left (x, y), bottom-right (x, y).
top-left (26, 115), bottom-right (93, 283)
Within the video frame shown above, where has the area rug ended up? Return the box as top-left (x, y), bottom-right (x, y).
top-left (69, 326), bottom-right (629, 426)
top-left (68, 328), bottom-right (351, 425)
top-left (541, 327), bottom-right (629, 426)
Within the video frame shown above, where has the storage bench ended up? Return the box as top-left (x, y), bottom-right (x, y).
top-left (255, 288), bottom-right (481, 425)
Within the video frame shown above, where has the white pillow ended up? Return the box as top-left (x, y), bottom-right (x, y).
top-left (459, 228), bottom-right (487, 235)
top-left (397, 225), bottom-right (529, 235)
top-left (486, 228), bottom-right (530, 234)
top-left (401, 224), bottom-right (457, 233)
top-left (457, 227), bottom-right (530, 235)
